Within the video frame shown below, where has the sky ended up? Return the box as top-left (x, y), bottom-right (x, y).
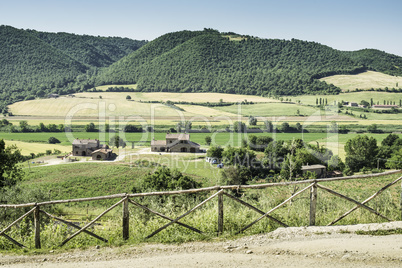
top-left (1, 0), bottom-right (402, 56)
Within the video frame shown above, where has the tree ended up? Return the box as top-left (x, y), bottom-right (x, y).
top-left (132, 167), bottom-right (200, 193)
top-left (205, 136), bottom-right (212, 145)
top-left (0, 139), bottom-right (23, 188)
top-left (360, 100), bottom-right (370, 107)
top-left (48, 137), bottom-right (61, 144)
top-left (110, 135), bottom-right (126, 148)
top-left (222, 146), bottom-right (256, 167)
top-left (367, 124), bottom-right (377, 133)
top-left (386, 148), bottom-right (402, 169)
top-left (248, 116), bottom-right (257, 126)
top-left (39, 122), bottom-right (47, 132)
top-left (85, 122), bottom-right (97, 132)
top-left (47, 123), bottom-right (58, 132)
top-left (207, 145), bottom-right (223, 159)
top-left (19, 120), bottom-right (30, 132)
top-left (381, 133), bottom-right (400, 147)
top-left (220, 166), bottom-right (252, 196)
top-left (280, 122), bottom-right (290, 132)
top-left (233, 121), bottom-right (246, 133)
top-left (124, 124), bottom-right (142, 132)
top-left (295, 122), bottom-right (302, 132)
top-left (264, 120), bottom-right (273, 132)
top-left (328, 121), bottom-right (338, 133)
top-left (345, 135), bottom-right (378, 172)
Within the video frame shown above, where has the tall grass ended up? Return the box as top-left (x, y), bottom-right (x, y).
top-left (1, 173), bottom-right (401, 251)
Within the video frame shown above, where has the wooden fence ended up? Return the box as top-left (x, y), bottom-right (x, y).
top-left (1, 170), bottom-right (402, 249)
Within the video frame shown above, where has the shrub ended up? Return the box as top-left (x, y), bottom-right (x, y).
top-left (132, 167), bottom-right (201, 193)
top-left (48, 137), bottom-right (61, 144)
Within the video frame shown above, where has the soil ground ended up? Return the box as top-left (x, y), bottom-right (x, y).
top-left (2, 222), bottom-right (402, 267)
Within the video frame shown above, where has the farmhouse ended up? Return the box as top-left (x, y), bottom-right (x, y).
top-left (72, 139), bottom-right (113, 160)
top-left (151, 133), bottom-right (201, 153)
top-left (302, 164), bottom-right (326, 178)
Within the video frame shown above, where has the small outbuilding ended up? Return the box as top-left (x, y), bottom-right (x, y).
top-left (91, 148), bottom-right (113, 160)
top-left (302, 164), bottom-right (326, 178)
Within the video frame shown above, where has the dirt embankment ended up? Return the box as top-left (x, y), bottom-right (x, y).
top-left (2, 222), bottom-right (402, 268)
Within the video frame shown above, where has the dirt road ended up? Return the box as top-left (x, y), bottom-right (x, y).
top-left (2, 222), bottom-right (402, 267)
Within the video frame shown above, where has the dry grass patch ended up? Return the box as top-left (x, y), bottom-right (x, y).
top-left (4, 140), bottom-right (70, 155)
top-left (320, 71), bottom-right (402, 91)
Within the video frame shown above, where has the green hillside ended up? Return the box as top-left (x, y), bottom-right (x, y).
top-left (0, 25), bottom-right (87, 107)
top-left (96, 29), bottom-right (402, 97)
top-left (0, 25), bottom-right (146, 113)
top-left (27, 30), bottom-right (147, 67)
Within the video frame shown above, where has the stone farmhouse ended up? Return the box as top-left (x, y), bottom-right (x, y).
top-left (72, 139), bottom-right (113, 160)
top-left (151, 133), bottom-right (201, 153)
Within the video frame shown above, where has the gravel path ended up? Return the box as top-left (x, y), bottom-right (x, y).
top-left (2, 222), bottom-right (402, 267)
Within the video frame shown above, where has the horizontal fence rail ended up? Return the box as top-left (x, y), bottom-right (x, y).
top-left (1, 169), bottom-right (402, 249)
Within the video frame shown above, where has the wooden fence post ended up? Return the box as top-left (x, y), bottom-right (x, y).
top-left (122, 196), bottom-right (129, 240)
top-left (400, 181), bottom-right (402, 220)
top-left (218, 191), bottom-right (223, 235)
top-left (309, 182), bottom-right (317, 226)
top-left (34, 205), bottom-right (41, 249)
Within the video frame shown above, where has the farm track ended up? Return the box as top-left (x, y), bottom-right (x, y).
top-left (2, 222), bottom-right (402, 267)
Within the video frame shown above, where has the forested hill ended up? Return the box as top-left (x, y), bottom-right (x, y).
top-left (27, 30), bottom-right (147, 67)
top-left (96, 29), bottom-right (402, 96)
top-left (0, 25), bottom-right (146, 113)
top-left (0, 25), bottom-right (87, 105)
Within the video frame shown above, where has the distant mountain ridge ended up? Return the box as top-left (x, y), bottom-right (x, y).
top-left (1, 26), bottom-right (402, 114)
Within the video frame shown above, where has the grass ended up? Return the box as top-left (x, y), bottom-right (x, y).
top-left (355, 229), bottom-right (402, 236)
top-left (4, 140), bottom-right (70, 155)
top-left (2, 168), bottom-right (401, 251)
top-left (19, 162), bottom-right (149, 203)
top-left (8, 92), bottom-right (271, 120)
top-left (294, 91), bottom-right (402, 107)
top-left (214, 102), bottom-right (321, 117)
top-left (123, 92), bottom-right (274, 103)
top-left (8, 94), bottom-right (180, 117)
top-left (320, 71), bottom-right (402, 91)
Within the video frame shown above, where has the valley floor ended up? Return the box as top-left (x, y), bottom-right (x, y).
top-left (2, 222), bottom-right (402, 267)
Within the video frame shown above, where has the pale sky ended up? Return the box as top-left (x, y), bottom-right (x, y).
top-left (1, 0), bottom-right (402, 56)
